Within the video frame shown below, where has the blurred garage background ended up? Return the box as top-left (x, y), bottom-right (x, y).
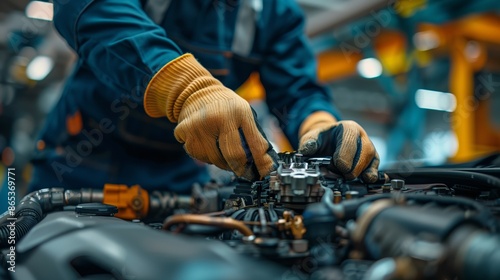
top-left (0, 0), bottom-right (500, 196)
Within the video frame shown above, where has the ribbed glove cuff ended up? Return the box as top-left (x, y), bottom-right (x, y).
top-left (143, 53), bottom-right (223, 122)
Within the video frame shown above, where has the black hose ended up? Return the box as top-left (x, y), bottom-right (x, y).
top-left (0, 216), bottom-right (40, 246)
top-left (0, 197), bottom-right (43, 248)
top-left (0, 189), bottom-right (58, 225)
top-left (450, 168), bottom-right (500, 178)
top-left (0, 188), bottom-right (103, 248)
top-left (0, 190), bottom-right (42, 225)
top-left (339, 194), bottom-right (495, 229)
top-left (385, 169), bottom-right (500, 190)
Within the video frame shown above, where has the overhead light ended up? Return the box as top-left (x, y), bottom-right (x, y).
top-left (415, 89), bottom-right (456, 112)
top-left (356, 58), bottom-right (382, 79)
top-left (413, 31), bottom-right (439, 51)
top-left (26, 56), bottom-right (54, 81)
top-left (26, 1), bottom-right (54, 21)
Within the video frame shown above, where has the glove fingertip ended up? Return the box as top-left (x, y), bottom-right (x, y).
top-left (298, 140), bottom-right (319, 155)
top-left (260, 151), bottom-right (280, 177)
top-left (240, 159), bottom-right (269, 181)
top-left (173, 126), bottom-right (186, 143)
top-left (361, 170), bottom-right (378, 183)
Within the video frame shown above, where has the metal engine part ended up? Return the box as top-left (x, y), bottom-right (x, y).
top-left (2, 152), bottom-right (500, 280)
top-left (269, 153), bottom-right (324, 209)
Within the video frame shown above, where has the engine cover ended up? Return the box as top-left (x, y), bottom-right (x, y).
top-left (13, 211), bottom-right (283, 280)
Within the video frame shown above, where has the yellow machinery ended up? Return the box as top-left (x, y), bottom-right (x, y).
top-left (417, 13), bottom-right (500, 162)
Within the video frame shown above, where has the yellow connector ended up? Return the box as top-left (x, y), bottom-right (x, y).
top-left (103, 184), bottom-right (149, 220)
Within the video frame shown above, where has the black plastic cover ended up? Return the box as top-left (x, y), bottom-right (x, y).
top-left (14, 211), bottom-right (284, 280)
top-left (75, 203), bottom-right (118, 216)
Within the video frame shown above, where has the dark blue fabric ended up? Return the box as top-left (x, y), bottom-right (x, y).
top-left (30, 0), bottom-right (340, 192)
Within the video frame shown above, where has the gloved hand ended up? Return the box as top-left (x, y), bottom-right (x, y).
top-left (298, 112), bottom-right (379, 183)
top-left (144, 53), bottom-right (278, 180)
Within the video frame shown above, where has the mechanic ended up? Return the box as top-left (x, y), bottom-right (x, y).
top-left (28, 0), bottom-right (380, 193)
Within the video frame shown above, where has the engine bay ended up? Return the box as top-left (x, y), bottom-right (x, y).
top-left (1, 152), bottom-right (500, 280)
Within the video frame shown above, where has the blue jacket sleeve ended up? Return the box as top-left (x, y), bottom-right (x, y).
top-left (259, 0), bottom-right (341, 149)
top-left (53, 0), bottom-right (182, 100)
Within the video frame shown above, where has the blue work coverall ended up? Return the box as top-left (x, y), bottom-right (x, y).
top-left (28, 0), bottom-right (339, 193)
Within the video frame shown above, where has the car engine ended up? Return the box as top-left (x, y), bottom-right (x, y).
top-left (1, 153), bottom-right (500, 280)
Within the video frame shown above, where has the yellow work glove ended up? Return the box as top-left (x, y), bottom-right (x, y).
top-left (298, 112), bottom-right (380, 183)
top-left (144, 54), bottom-right (278, 180)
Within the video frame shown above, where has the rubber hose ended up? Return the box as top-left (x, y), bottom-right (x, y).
top-left (0, 199), bottom-right (43, 248)
top-left (340, 194), bottom-right (493, 225)
top-left (0, 213), bottom-right (40, 248)
top-left (0, 189), bottom-right (44, 225)
top-left (385, 169), bottom-right (500, 190)
top-left (0, 215), bottom-right (40, 247)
